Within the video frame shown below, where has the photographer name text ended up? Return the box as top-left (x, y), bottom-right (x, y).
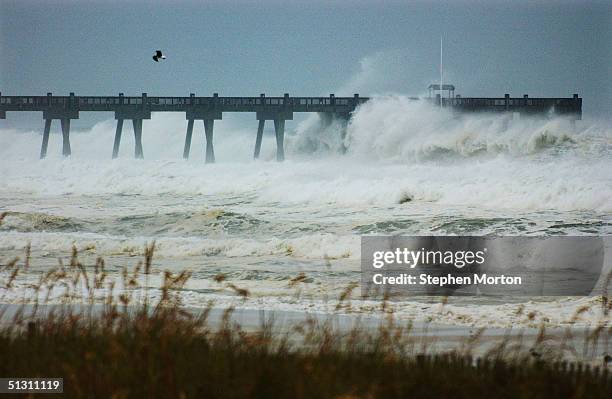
top-left (371, 273), bottom-right (522, 286)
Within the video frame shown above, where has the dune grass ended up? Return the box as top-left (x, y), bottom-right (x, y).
top-left (0, 241), bottom-right (610, 398)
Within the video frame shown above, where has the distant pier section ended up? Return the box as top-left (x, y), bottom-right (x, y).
top-left (0, 89), bottom-right (582, 160)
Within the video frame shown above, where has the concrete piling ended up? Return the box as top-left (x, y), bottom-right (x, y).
top-left (254, 119), bottom-right (265, 159)
top-left (204, 119), bottom-right (215, 163)
top-left (183, 119), bottom-right (195, 159)
top-left (274, 118), bottom-right (285, 162)
top-left (112, 119), bottom-right (123, 159)
top-left (61, 119), bottom-right (71, 157)
top-left (132, 119), bottom-right (144, 159)
top-left (40, 119), bottom-right (52, 159)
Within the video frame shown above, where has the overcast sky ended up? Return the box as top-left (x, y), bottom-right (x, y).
top-left (1, 0), bottom-right (610, 128)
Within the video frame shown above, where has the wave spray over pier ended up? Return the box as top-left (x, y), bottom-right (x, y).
top-left (0, 90), bottom-right (581, 160)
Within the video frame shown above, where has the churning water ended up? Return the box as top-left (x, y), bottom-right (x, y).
top-left (1, 96), bottom-right (611, 328)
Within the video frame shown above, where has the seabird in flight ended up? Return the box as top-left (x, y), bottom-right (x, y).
top-left (152, 50), bottom-right (166, 62)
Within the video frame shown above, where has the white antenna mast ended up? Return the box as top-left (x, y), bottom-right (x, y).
top-left (440, 36), bottom-right (443, 110)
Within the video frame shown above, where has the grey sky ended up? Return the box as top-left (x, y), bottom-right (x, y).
top-left (1, 0), bottom-right (610, 128)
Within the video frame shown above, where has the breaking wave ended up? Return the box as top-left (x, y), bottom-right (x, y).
top-left (0, 96), bottom-right (610, 213)
top-left (294, 95), bottom-right (610, 161)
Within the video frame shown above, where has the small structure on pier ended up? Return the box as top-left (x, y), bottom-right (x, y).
top-left (428, 84), bottom-right (455, 99)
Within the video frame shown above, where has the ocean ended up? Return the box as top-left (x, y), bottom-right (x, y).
top-left (1, 96), bottom-right (611, 329)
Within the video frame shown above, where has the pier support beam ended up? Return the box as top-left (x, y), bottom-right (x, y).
top-left (204, 119), bottom-right (215, 163)
top-left (183, 119), bottom-right (195, 159)
top-left (132, 119), bottom-right (144, 159)
top-left (112, 92), bottom-right (150, 159)
top-left (61, 119), bottom-right (71, 157)
top-left (185, 101), bottom-right (222, 162)
top-left (256, 107), bottom-right (291, 162)
top-left (40, 119), bottom-right (52, 159)
top-left (274, 119), bottom-right (285, 162)
top-left (253, 119), bottom-right (265, 159)
top-left (38, 93), bottom-right (79, 159)
top-left (112, 119), bottom-right (123, 159)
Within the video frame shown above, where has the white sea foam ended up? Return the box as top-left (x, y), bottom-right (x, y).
top-left (1, 97), bottom-right (610, 213)
top-left (0, 231), bottom-right (360, 260)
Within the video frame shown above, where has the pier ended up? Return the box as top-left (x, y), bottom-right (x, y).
top-left (0, 91), bottom-right (581, 160)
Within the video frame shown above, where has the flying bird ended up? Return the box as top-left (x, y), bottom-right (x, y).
top-left (152, 50), bottom-right (166, 62)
